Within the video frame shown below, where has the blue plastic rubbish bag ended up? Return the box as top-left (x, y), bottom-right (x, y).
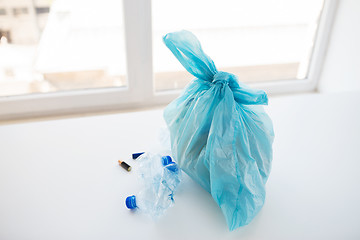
top-left (163, 30), bottom-right (274, 231)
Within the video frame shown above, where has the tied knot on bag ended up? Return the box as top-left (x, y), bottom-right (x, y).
top-left (213, 71), bottom-right (268, 105)
top-left (163, 30), bottom-right (268, 106)
top-left (212, 71), bottom-right (236, 86)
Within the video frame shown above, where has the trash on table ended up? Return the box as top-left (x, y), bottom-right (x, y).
top-left (125, 154), bottom-right (181, 218)
top-left (132, 152), bottom-right (145, 160)
top-left (163, 30), bottom-right (274, 231)
top-left (118, 160), bottom-right (132, 172)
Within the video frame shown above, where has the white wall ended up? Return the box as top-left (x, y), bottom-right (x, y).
top-left (318, 0), bottom-right (360, 92)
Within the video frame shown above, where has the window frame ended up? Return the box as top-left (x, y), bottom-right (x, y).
top-left (0, 0), bottom-right (338, 121)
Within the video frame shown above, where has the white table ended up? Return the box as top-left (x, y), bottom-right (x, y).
top-left (1, 91), bottom-right (360, 239)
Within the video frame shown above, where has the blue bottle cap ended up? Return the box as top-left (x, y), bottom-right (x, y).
top-left (125, 195), bottom-right (137, 209)
top-left (166, 163), bottom-right (179, 173)
top-left (132, 152), bottom-right (145, 160)
top-left (161, 156), bottom-right (173, 166)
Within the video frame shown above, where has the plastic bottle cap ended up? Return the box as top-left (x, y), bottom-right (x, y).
top-left (166, 163), bottom-right (179, 173)
top-left (161, 156), bottom-right (173, 166)
top-left (125, 195), bottom-right (137, 209)
top-left (132, 152), bottom-right (145, 160)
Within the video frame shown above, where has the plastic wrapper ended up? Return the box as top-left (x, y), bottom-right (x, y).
top-left (163, 30), bottom-right (274, 230)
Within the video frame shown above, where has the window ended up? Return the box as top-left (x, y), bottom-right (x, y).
top-left (0, 8), bottom-right (6, 15)
top-left (0, 0), bottom-right (337, 120)
top-left (152, 0), bottom-right (325, 91)
top-left (36, 7), bottom-right (50, 14)
top-left (0, 0), bottom-right (127, 97)
top-left (13, 7), bottom-right (28, 16)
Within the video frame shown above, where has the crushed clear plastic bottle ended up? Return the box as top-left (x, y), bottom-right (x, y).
top-left (125, 155), bottom-right (181, 218)
top-left (160, 156), bottom-right (181, 199)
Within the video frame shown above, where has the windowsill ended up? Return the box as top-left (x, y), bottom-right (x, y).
top-left (0, 90), bottom-right (313, 126)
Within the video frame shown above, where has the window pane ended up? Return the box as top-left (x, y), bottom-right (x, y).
top-left (0, 0), bottom-right (127, 97)
top-left (152, 0), bottom-right (324, 91)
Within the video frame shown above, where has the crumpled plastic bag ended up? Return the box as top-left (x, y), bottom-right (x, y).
top-left (162, 30), bottom-right (274, 231)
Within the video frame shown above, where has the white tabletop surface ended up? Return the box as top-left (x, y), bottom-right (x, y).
top-left (1, 91), bottom-right (360, 240)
